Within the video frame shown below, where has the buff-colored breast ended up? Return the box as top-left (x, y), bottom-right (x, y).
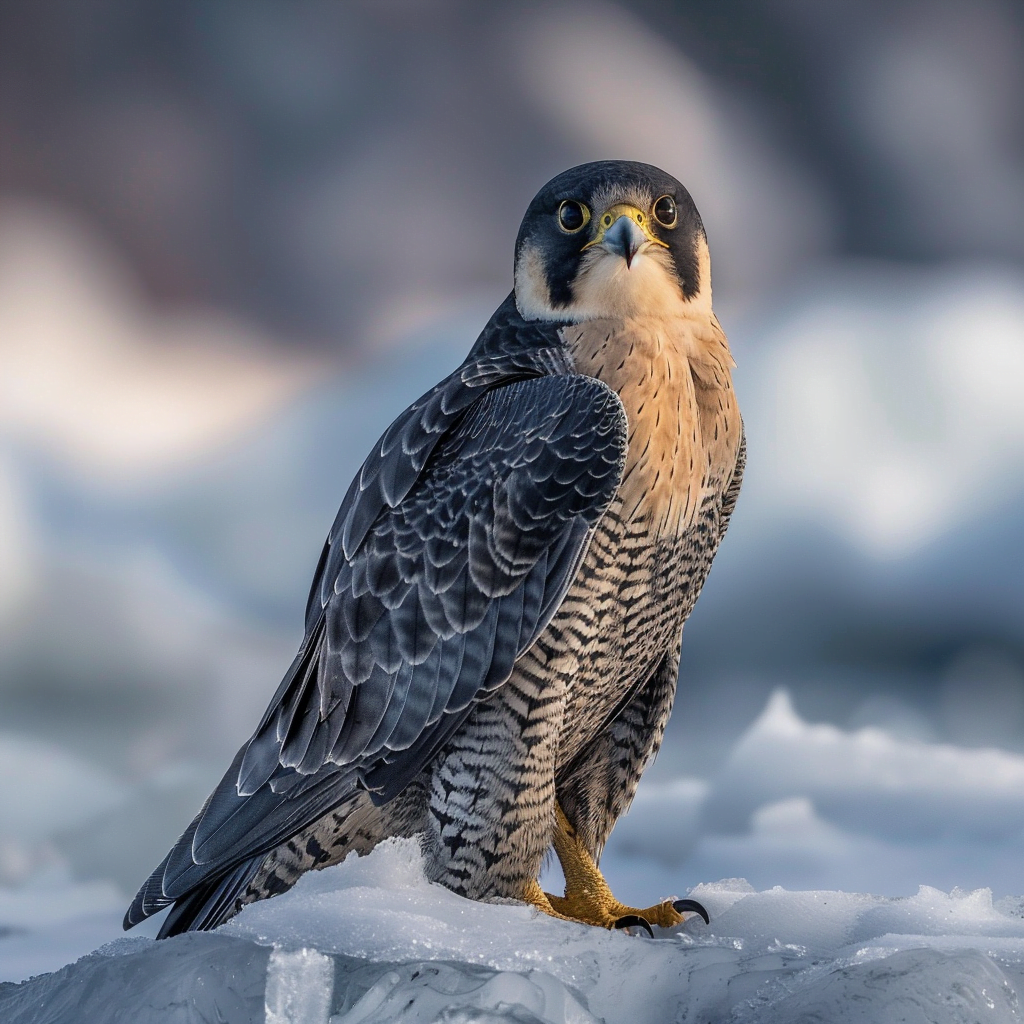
top-left (562, 313), bottom-right (741, 536)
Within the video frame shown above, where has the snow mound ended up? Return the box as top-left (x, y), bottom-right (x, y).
top-left (5, 838), bottom-right (1024, 1023)
top-left (601, 690), bottom-right (1024, 901)
top-left (711, 689), bottom-right (1024, 841)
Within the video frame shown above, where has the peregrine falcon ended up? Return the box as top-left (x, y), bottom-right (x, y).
top-left (125, 160), bottom-right (744, 938)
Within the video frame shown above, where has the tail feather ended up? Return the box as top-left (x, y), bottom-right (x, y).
top-left (123, 854), bottom-right (173, 930)
top-left (156, 854), bottom-right (266, 938)
top-left (124, 759), bottom-right (359, 936)
top-left (123, 813), bottom-right (203, 929)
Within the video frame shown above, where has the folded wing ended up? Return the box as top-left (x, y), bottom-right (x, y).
top-left (126, 370), bottom-right (626, 934)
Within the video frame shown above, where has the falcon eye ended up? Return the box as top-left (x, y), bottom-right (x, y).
top-left (653, 195), bottom-right (677, 228)
top-left (557, 200), bottom-right (590, 233)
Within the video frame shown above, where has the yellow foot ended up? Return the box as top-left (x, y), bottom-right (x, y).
top-left (546, 892), bottom-right (688, 931)
top-left (543, 804), bottom-right (709, 935)
top-left (520, 878), bottom-right (571, 921)
top-left (522, 877), bottom-right (707, 934)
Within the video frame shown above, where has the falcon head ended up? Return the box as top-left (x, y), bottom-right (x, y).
top-left (513, 160), bottom-right (710, 323)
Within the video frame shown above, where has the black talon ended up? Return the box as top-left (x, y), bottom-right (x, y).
top-left (614, 914), bottom-right (654, 937)
top-left (673, 899), bottom-right (710, 924)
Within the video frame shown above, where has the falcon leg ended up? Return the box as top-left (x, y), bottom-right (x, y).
top-left (423, 667), bottom-right (566, 904)
top-left (518, 873), bottom-right (615, 928)
top-left (546, 640), bottom-right (708, 931)
top-left (545, 804), bottom-right (706, 932)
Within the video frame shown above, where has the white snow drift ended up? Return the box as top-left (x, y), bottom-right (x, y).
top-left (5, 697), bottom-right (1024, 1019)
top-left (6, 838), bottom-right (1024, 1023)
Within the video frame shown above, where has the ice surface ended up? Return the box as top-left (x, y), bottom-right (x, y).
top-left (266, 948), bottom-right (334, 1024)
top-left (9, 694), bottom-right (1024, 1018)
top-left (742, 948), bottom-right (1022, 1024)
top-left (5, 837), bottom-right (1024, 1023)
top-left (0, 932), bottom-right (269, 1024)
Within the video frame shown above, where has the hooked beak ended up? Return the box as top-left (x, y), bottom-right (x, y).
top-left (601, 215), bottom-right (648, 268)
top-left (581, 203), bottom-right (668, 269)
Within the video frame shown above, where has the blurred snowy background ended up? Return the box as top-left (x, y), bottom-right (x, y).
top-left (1, 0), bottom-right (1024, 983)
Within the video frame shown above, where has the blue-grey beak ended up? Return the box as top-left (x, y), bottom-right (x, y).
top-left (601, 215), bottom-right (648, 268)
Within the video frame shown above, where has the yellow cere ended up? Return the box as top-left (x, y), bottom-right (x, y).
top-left (582, 204), bottom-right (670, 251)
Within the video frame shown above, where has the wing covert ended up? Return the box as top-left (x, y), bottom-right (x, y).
top-left (239, 373), bottom-right (626, 802)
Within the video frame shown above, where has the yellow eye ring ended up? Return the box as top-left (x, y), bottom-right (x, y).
top-left (558, 200), bottom-right (591, 233)
top-left (653, 195), bottom-right (677, 228)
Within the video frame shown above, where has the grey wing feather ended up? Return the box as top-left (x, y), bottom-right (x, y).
top-left (126, 366), bottom-right (626, 934)
top-left (244, 373), bottom-right (626, 794)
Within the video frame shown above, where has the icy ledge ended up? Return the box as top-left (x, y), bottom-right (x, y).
top-left (5, 838), bottom-right (1024, 1024)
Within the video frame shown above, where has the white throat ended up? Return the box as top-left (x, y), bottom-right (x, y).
top-left (514, 242), bottom-right (711, 324)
